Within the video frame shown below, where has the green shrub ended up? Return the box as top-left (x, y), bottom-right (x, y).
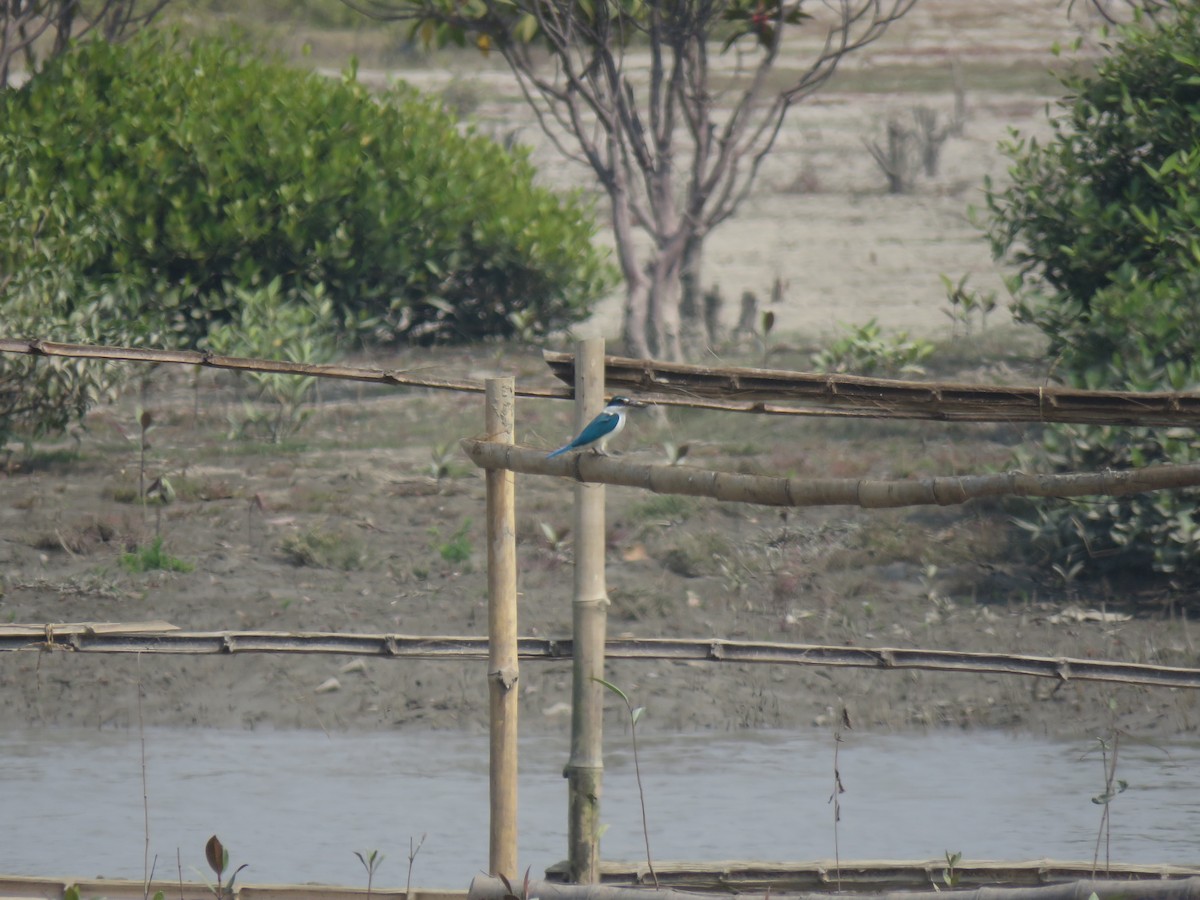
top-left (986, 3), bottom-right (1200, 581)
top-left (204, 278), bottom-right (338, 443)
top-left (121, 537), bottom-right (194, 574)
top-left (0, 31), bottom-right (614, 443)
top-left (810, 318), bottom-right (934, 377)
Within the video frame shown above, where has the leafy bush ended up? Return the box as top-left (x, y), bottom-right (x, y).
top-left (810, 318), bottom-right (934, 377)
top-left (0, 31), bottom-right (614, 444)
top-left (986, 3), bottom-right (1200, 581)
top-left (204, 278), bottom-right (338, 443)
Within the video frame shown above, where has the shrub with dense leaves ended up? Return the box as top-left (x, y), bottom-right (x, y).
top-left (0, 31), bottom-right (613, 444)
top-left (987, 3), bottom-right (1200, 581)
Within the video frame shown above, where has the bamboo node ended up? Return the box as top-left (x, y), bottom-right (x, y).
top-left (220, 634), bottom-right (234, 653)
top-left (709, 641), bottom-right (725, 660)
top-left (489, 665), bottom-right (519, 691)
top-left (1056, 660), bottom-right (1072, 681)
top-left (384, 635), bottom-right (400, 656)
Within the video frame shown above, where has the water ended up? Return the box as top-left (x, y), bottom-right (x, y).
top-left (2, 727), bottom-right (1198, 887)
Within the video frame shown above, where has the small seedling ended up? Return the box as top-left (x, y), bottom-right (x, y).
top-left (429, 442), bottom-right (457, 482)
top-left (353, 849), bottom-right (384, 900)
top-left (594, 678), bottom-right (658, 888)
top-left (406, 834), bottom-right (426, 898)
top-left (661, 442), bottom-right (689, 466)
top-left (539, 522), bottom-right (569, 554)
top-left (434, 519), bottom-right (473, 565)
top-left (941, 849), bottom-right (962, 888)
top-left (1088, 733), bottom-right (1128, 875)
top-left (829, 706), bottom-right (851, 893)
top-left (496, 866), bottom-right (533, 900)
top-left (121, 536), bottom-right (194, 574)
top-left (202, 835), bottom-right (248, 900)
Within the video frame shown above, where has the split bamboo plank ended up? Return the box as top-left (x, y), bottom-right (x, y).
top-left (0, 621), bottom-right (178, 637)
top-left (475, 871), bottom-right (1200, 899)
top-left (0, 876), bottom-right (464, 900)
top-left (460, 440), bottom-right (1200, 508)
top-left (538, 858), bottom-right (1200, 890)
top-left (545, 350), bottom-right (1200, 426)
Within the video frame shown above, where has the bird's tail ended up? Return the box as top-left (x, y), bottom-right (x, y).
top-left (546, 446), bottom-right (569, 459)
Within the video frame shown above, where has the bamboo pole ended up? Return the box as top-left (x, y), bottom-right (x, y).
top-left (566, 338), bottom-right (608, 884)
top-left (485, 378), bottom-right (519, 881)
top-left (470, 874), bottom-right (1200, 900)
top-left (0, 338), bottom-right (568, 401)
top-left (8, 627), bottom-right (1200, 691)
top-left (543, 350), bottom-right (1200, 426)
top-left (460, 441), bottom-right (1200, 509)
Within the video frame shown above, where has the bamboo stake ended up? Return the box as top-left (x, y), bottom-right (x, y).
top-left (566, 338), bottom-right (608, 884)
top-left (485, 378), bottom-right (519, 881)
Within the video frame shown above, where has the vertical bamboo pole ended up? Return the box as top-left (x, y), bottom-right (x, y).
top-left (486, 377), bottom-right (519, 881)
top-left (565, 337), bottom-right (608, 883)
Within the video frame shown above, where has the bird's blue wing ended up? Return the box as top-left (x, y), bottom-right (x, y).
top-left (546, 410), bottom-right (617, 458)
top-left (573, 411), bottom-right (618, 447)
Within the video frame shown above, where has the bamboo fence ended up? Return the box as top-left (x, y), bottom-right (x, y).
top-left (6, 337), bottom-right (1200, 895)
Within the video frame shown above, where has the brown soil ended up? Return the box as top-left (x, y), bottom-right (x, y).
top-left (3, 0), bottom-right (1199, 743)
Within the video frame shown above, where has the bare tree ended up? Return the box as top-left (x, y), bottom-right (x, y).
top-left (346, 0), bottom-right (915, 360)
top-left (1, 0), bottom-right (171, 89)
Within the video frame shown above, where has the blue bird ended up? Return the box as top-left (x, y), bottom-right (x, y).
top-left (546, 397), bottom-right (634, 458)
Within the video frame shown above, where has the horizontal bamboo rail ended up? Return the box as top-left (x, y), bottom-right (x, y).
top-left (4, 626), bottom-right (1199, 690)
top-left (0, 876), bottom-right (463, 900)
top-left (461, 440), bottom-right (1200, 508)
top-left (537, 859), bottom-right (1200, 891)
top-left (545, 350), bottom-right (1200, 426)
top-left (474, 872), bottom-right (1200, 900)
top-left (0, 339), bottom-right (569, 401)
top-left (11, 339), bottom-right (1200, 428)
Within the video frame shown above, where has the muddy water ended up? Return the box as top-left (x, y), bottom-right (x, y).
top-left (3, 727), bottom-right (1198, 887)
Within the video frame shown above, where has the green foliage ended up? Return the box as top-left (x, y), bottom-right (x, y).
top-left (987, 4), bottom-right (1200, 581)
top-left (121, 536), bottom-right (194, 574)
top-left (434, 519), bottom-right (474, 564)
top-left (205, 278), bottom-right (337, 442)
top-left (0, 31), bottom-right (613, 443)
top-left (811, 319), bottom-right (934, 376)
top-left (280, 526), bottom-right (366, 570)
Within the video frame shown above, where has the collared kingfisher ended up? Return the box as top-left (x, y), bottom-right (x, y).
top-left (546, 397), bottom-right (634, 458)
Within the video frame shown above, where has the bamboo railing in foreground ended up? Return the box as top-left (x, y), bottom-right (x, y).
top-left (4, 625), bottom-right (1199, 691)
top-left (473, 872), bottom-right (1200, 900)
top-left (536, 860), bottom-right (1200, 892)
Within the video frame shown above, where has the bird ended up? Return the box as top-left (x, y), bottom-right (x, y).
top-left (546, 397), bottom-right (634, 458)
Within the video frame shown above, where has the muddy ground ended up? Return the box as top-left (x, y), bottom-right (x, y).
top-left (3, 0), bottom-right (1200, 744)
